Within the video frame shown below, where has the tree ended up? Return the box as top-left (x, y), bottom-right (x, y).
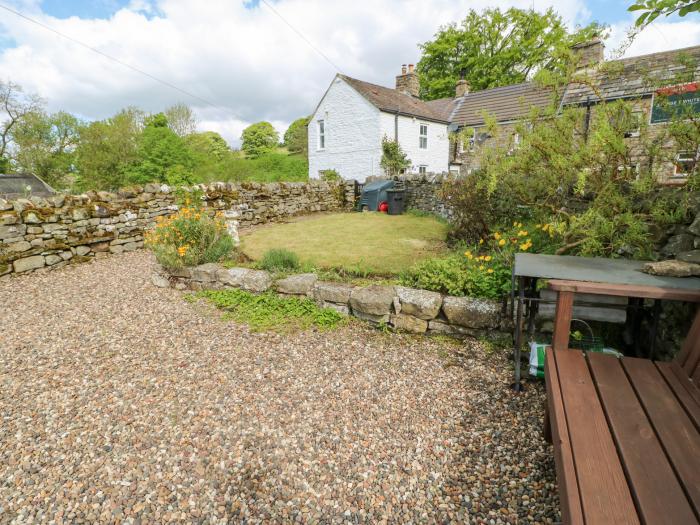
top-left (283, 117), bottom-right (310, 156)
top-left (74, 107), bottom-right (144, 190)
top-left (380, 137), bottom-right (411, 177)
top-left (241, 121), bottom-right (279, 157)
top-left (164, 103), bottom-right (198, 137)
top-left (126, 112), bottom-right (195, 186)
top-left (185, 131), bottom-right (230, 161)
top-left (12, 110), bottom-right (82, 188)
top-left (417, 8), bottom-right (604, 99)
top-left (0, 80), bottom-right (43, 168)
top-left (630, 0), bottom-right (700, 26)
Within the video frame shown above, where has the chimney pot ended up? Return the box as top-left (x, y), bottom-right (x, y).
top-left (401, 64), bottom-right (407, 74)
top-left (408, 64), bottom-right (414, 73)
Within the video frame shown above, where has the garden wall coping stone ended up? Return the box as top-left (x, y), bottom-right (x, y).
top-left (395, 286), bottom-right (442, 320)
top-left (442, 296), bottom-right (502, 330)
top-left (275, 273), bottom-right (318, 295)
top-left (349, 285), bottom-right (396, 316)
top-left (313, 282), bottom-right (354, 304)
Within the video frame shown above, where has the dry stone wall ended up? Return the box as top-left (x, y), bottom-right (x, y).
top-left (155, 262), bottom-right (509, 337)
top-left (0, 180), bottom-right (355, 278)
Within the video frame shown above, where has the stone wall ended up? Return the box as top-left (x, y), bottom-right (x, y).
top-left (0, 180), bottom-right (355, 278)
top-left (155, 262), bottom-right (508, 337)
top-left (365, 173), bottom-right (453, 219)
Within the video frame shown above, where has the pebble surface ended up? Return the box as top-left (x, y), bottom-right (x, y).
top-left (0, 251), bottom-right (558, 524)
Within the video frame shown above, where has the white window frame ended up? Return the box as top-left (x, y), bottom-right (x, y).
top-left (624, 110), bottom-right (645, 138)
top-left (673, 150), bottom-right (698, 178)
top-left (317, 120), bottom-right (325, 150)
top-left (419, 123), bottom-right (428, 149)
top-left (418, 165), bottom-right (427, 174)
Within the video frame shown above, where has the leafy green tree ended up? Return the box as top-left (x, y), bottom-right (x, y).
top-left (0, 80), bottom-right (43, 169)
top-left (12, 110), bottom-right (82, 188)
top-left (241, 121), bottom-right (279, 157)
top-left (74, 107), bottom-right (144, 190)
top-left (126, 113), bottom-right (195, 186)
top-left (164, 103), bottom-right (198, 137)
top-left (185, 131), bottom-right (230, 161)
top-left (629, 0), bottom-right (700, 27)
top-left (283, 117), bottom-right (310, 156)
top-left (417, 8), bottom-right (604, 99)
top-left (380, 137), bottom-right (411, 177)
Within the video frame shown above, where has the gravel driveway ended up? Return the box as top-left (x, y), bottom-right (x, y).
top-left (0, 251), bottom-right (557, 524)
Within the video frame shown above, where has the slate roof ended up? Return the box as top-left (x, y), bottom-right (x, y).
top-left (340, 75), bottom-right (452, 123)
top-left (562, 45), bottom-right (700, 106)
top-left (0, 173), bottom-right (55, 198)
top-left (449, 82), bottom-right (556, 127)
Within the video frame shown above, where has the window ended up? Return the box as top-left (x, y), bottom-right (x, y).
top-left (418, 165), bottom-right (427, 174)
top-left (624, 111), bottom-right (645, 138)
top-left (673, 150), bottom-right (697, 178)
top-left (318, 120), bottom-right (325, 150)
top-left (419, 124), bottom-right (428, 149)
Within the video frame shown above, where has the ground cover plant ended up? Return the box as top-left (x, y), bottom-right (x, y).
top-left (400, 221), bottom-right (558, 298)
top-left (195, 288), bottom-right (345, 332)
top-left (239, 212), bottom-right (449, 276)
top-left (145, 193), bottom-right (234, 270)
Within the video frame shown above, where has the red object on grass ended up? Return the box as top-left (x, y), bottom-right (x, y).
top-left (378, 201), bottom-right (389, 213)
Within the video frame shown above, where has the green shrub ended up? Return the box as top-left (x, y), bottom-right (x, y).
top-left (196, 152), bottom-right (308, 183)
top-left (258, 248), bottom-right (300, 272)
top-left (145, 196), bottom-right (234, 270)
top-left (320, 169), bottom-right (341, 182)
top-left (195, 289), bottom-right (344, 332)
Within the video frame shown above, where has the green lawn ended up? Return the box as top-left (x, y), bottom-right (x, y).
top-left (240, 212), bottom-right (449, 275)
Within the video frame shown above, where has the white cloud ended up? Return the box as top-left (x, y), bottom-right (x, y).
top-left (607, 18), bottom-right (700, 59)
top-left (3, 0), bottom-right (698, 148)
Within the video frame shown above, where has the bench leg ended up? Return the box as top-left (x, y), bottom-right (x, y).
top-left (543, 404), bottom-right (552, 444)
top-left (552, 290), bottom-right (574, 351)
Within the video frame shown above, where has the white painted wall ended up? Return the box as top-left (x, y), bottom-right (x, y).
top-left (379, 112), bottom-right (450, 174)
top-left (308, 77), bottom-right (382, 182)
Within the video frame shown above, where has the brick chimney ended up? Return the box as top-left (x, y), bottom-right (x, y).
top-left (571, 38), bottom-right (604, 69)
top-left (396, 63), bottom-right (420, 97)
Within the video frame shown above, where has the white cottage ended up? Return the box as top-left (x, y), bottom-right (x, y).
top-left (308, 65), bottom-right (457, 182)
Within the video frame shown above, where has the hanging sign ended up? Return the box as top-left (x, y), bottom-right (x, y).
top-left (651, 82), bottom-right (700, 123)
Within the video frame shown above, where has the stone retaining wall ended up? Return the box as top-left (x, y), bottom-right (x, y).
top-left (0, 180), bottom-right (355, 278)
top-left (154, 262), bottom-right (509, 337)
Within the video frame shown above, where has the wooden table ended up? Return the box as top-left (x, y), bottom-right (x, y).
top-left (549, 279), bottom-right (700, 351)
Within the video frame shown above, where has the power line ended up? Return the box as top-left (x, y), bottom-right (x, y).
top-left (0, 2), bottom-right (229, 112)
top-left (259, 0), bottom-right (342, 73)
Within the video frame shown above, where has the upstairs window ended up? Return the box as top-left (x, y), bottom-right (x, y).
top-left (418, 165), bottom-right (427, 174)
top-left (674, 150), bottom-right (698, 178)
top-left (318, 120), bottom-right (325, 150)
top-left (419, 124), bottom-right (428, 149)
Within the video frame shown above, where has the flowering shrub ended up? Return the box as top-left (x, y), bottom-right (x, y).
top-left (145, 199), bottom-right (234, 270)
top-left (400, 222), bottom-right (558, 299)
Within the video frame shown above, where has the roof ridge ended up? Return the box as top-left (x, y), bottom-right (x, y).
top-left (610, 44), bottom-right (700, 64)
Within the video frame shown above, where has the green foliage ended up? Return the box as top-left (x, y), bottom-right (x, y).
top-left (284, 117), bottom-right (310, 156)
top-left (417, 8), bottom-right (604, 99)
top-left (629, 0), bottom-right (700, 27)
top-left (241, 121), bottom-right (279, 157)
top-left (164, 103), bottom-right (197, 137)
top-left (195, 288), bottom-right (344, 332)
top-left (186, 131), bottom-right (230, 161)
top-left (125, 113), bottom-right (195, 186)
top-left (11, 110), bottom-right (82, 188)
top-left (380, 137), bottom-right (411, 177)
top-left (258, 248), bottom-right (301, 272)
top-left (319, 169), bottom-right (341, 182)
top-left (145, 198), bottom-right (234, 271)
top-left (74, 107), bottom-right (144, 191)
top-left (193, 151), bottom-right (308, 183)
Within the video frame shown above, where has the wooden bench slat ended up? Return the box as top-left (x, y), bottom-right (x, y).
top-left (554, 349), bottom-right (640, 524)
top-left (623, 358), bottom-right (700, 517)
top-left (588, 353), bottom-right (697, 525)
top-left (659, 362), bottom-right (700, 432)
top-left (545, 348), bottom-right (585, 525)
top-left (547, 280), bottom-right (700, 302)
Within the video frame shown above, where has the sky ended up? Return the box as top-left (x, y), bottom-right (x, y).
top-left (0, 0), bottom-right (699, 147)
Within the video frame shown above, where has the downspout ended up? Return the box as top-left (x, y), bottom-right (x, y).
top-left (394, 110), bottom-right (399, 141)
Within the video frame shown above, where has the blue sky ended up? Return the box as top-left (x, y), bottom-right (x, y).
top-left (0, 0), bottom-right (698, 146)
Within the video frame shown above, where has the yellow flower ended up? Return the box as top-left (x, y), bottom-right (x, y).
top-left (518, 230), bottom-right (528, 237)
top-left (519, 243), bottom-right (529, 251)
top-left (177, 246), bottom-right (187, 257)
top-left (487, 268), bottom-right (494, 274)
top-left (513, 221), bottom-right (518, 227)
top-left (464, 250), bottom-right (473, 259)
top-left (479, 265), bottom-right (485, 270)
top-left (517, 222), bottom-right (522, 228)
top-left (479, 239), bottom-right (484, 245)
top-left (498, 239), bottom-right (506, 246)
top-left (484, 255), bottom-right (492, 261)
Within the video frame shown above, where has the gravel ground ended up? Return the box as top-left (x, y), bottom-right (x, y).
top-left (0, 251), bottom-right (558, 524)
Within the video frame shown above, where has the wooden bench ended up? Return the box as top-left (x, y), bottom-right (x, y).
top-left (545, 281), bottom-right (700, 524)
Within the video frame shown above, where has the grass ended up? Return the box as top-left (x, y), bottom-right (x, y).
top-left (194, 289), bottom-right (345, 333)
top-left (239, 212), bottom-right (449, 276)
